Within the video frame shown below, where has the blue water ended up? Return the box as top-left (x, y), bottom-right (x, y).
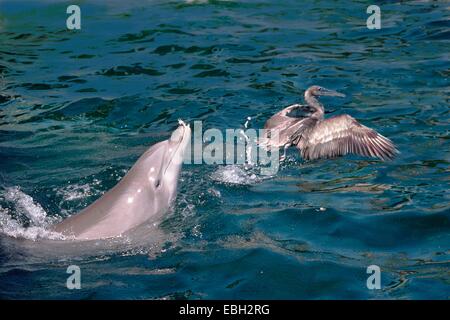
top-left (0, 0), bottom-right (449, 299)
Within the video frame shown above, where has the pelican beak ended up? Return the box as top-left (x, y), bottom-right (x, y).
top-left (322, 88), bottom-right (346, 98)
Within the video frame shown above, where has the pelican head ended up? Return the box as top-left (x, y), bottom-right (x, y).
top-left (305, 85), bottom-right (346, 99)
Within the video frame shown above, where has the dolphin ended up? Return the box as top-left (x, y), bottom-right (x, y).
top-left (52, 120), bottom-right (191, 241)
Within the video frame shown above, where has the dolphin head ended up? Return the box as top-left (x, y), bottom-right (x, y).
top-left (162, 120), bottom-right (191, 182)
top-left (52, 120), bottom-right (192, 240)
top-left (146, 120), bottom-right (191, 195)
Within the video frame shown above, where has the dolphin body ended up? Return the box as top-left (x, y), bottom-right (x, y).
top-left (52, 121), bottom-right (191, 241)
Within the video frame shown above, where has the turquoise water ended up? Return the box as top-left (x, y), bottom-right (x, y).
top-left (0, 0), bottom-right (449, 299)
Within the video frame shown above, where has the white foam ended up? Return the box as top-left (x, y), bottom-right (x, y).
top-left (56, 179), bottom-right (101, 202)
top-left (3, 186), bottom-right (49, 226)
top-left (211, 165), bottom-right (262, 185)
top-left (177, 194), bottom-right (196, 218)
top-left (0, 187), bottom-right (64, 241)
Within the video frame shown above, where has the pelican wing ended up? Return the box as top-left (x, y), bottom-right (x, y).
top-left (264, 104), bottom-right (313, 130)
top-left (260, 104), bottom-right (316, 148)
top-left (297, 115), bottom-right (398, 161)
top-left (261, 116), bottom-right (317, 149)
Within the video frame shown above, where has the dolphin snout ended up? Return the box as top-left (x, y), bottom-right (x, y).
top-left (170, 120), bottom-right (190, 143)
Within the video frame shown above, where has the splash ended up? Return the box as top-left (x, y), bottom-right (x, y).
top-left (211, 165), bottom-right (263, 185)
top-left (0, 187), bottom-right (64, 240)
top-left (55, 181), bottom-right (98, 202)
top-left (3, 186), bottom-right (48, 226)
top-left (212, 116), bottom-right (274, 185)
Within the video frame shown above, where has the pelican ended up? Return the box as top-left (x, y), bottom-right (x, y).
top-left (261, 85), bottom-right (398, 161)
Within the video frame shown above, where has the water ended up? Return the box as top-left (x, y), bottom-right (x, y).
top-left (0, 0), bottom-right (449, 299)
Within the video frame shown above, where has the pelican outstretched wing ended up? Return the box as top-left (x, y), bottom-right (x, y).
top-left (260, 104), bottom-right (316, 148)
top-left (297, 115), bottom-right (398, 161)
top-left (264, 104), bottom-right (313, 130)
